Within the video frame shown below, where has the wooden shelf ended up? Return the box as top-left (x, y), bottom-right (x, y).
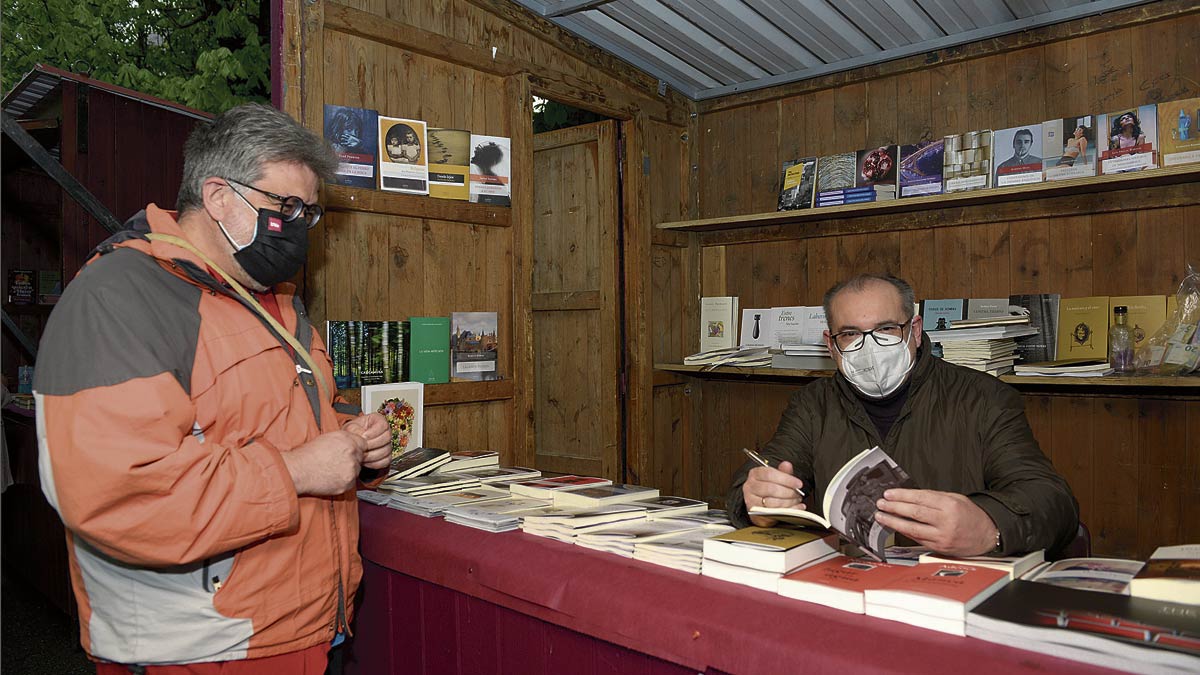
top-left (337, 379), bottom-right (514, 408)
top-left (657, 164), bottom-right (1200, 234)
top-left (654, 363), bottom-right (1200, 389)
top-left (323, 184), bottom-right (511, 227)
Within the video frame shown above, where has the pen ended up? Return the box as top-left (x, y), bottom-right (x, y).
top-left (741, 447), bottom-right (806, 499)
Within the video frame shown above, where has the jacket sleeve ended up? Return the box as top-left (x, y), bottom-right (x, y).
top-left (967, 386), bottom-right (1079, 556)
top-left (34, 269), bottom-right (300, 568)
top-left (726, 388), bottom-right (816, 528)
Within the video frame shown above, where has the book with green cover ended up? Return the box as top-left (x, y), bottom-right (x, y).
top-left (409, 316), bottom-right (451, 383)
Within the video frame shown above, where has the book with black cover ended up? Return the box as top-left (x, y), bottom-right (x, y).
top-left (967, 579), bottom-right (1200, 671)
top-left (1009, 293), bottom-right (1060, 363)
top-left (324, 104), bottom-right (379, 189)
top-left (384, 447), bottom-right (451, 481)
top-left (777, 158), bottom-right (816, 211)
top-left (748, 446), bottom-right (917, 561)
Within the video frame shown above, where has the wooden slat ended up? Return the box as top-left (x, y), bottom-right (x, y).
top-left (324, 184), bottom-right (511, 227)
top-left (509, 74), bottom-right (536, 470)
top-left (337, 380), bottom-right (514, 409)
top-left (530, 291), bottom-right (601, 312)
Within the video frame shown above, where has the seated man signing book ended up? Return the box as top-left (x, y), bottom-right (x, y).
top-left (728, 274), bottom-right (1078, 557)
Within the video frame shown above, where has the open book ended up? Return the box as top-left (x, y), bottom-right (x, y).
top-left (748, 446), bottom-right (917, 561)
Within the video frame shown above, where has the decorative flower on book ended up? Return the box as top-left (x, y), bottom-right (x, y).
top-left (379, 397), bottom-right (416, 459)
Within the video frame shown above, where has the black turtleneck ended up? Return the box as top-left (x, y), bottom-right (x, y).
top-left (852, 346), bottom-right (922, 443)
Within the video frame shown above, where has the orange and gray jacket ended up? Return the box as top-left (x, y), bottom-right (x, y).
top-left (34, 204), bottom-right (363, 664)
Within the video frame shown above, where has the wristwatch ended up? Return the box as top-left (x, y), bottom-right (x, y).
top-left (991, 528), bottom-right (1003, 555)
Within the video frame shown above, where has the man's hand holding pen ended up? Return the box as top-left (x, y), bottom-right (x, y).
top-left (741, 448), bottom-right (808, 528)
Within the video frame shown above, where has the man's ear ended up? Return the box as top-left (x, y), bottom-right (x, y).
top-left (911, 314), bottom-right (924, 343)
top-left (200, 177), bottom-right (231, 221)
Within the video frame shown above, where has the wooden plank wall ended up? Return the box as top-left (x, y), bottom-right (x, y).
top-left (671, 12), bottom-right (1200, 558)
top-left (284, 0), bottom-right (689, 469)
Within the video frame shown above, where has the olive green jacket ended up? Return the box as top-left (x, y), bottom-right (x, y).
top-left (726, 334), bottom-right (1079, 556)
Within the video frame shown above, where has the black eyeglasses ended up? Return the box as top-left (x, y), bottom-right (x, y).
top-left (830, 319), bottom-right (913, 354)
top-left (224, 177), bottom-right (323, 228)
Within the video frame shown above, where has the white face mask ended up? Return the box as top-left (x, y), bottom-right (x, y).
top-left (838, 330), bottom-right (915, 399)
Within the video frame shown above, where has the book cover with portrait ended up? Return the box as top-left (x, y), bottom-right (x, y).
top-left (1157, 96), bottom-right (1200, 167)
top-left (378, 116), bottom-right (429, 195)
top-left (324, 104), bottom-right (379, 189)
top-left (468, 134), bottom-right (512, 206)
top-left (1043, 115), bottom-right (1097, 181)
top-left (993, 124), bottom-right (1044, 187)
top-left (898, 139), bottom-right (944, 197)
top-left (1097, 104), bottom-right (1158, 174)
top-left (427, 128), bottom-right (471, 200)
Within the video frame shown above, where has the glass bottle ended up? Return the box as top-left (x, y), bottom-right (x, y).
top-left (1109, 305), bottom-right (1134, 374)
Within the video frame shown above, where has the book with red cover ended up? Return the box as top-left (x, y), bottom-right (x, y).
top-left (778, 554), bottom-right (911, 613)
top-left (864, 563), bottom-right (1010, 635)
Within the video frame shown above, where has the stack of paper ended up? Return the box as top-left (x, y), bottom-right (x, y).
top-left (378, 473), bottom-right (481, 498)
top-left (520, 504), bottom-right (648, 543)
top-left (442, 497), bottom-right (553, 532)
top-left (1013, 359), bottom-right (1113, 378)
top-left (939, 338), bottom-right (1020, 375)
top-left (575, 517), bottom-right (710, 558)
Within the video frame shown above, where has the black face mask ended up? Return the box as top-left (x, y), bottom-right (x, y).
top-left (219, 206), bottom-right (308, 288)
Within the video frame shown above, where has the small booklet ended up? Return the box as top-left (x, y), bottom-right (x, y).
top-left (748, 446), bottom-right (917, 561)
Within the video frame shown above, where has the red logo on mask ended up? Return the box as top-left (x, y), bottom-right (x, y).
top-left (268, 217), bottom-right (283, 232)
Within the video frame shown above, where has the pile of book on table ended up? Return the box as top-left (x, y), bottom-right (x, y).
top-left (922, 299), bottom-right (1037, 376)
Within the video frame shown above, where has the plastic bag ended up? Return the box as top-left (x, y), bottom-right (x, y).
top-left (1134, 263), bottom-right (1200, 374)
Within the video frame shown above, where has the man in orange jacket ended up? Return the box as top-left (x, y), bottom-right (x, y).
top-left (35, 103), bottom-right (392, 672)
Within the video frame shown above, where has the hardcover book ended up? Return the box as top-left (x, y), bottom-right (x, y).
top-left (1129, 544), bottom-right (1200, 604)
top-left (919, 298), bottom-right (966, 332)
top-left (409, 316), bottom-right (451, 384)
top-left (777, 157), bottom-right (816, 211)
top-left (1097, 104), bottom-right (1159, 174)
top-left (1056, 296), bottom-right (1110, 361)
top-left (1109, 295), bottom-right (1166, 353)
top-left (864, 563), bottom-right (1011, 635)
top-left (450, 311), bottom-right (499, 382)
top-left (967, 580), bottom-right (1200, 671)
top-left (1009, 293), bottom-right (1061, 363)
top-left (703, 527), bottom-right (840, 574)
top-left (1043, 114), bottom-right (1097, 180)
top-left (324, 104), bottom-right (379, 189)
top-left (700, 296), bottom-right (739, 352)
top-left (993, 124), bottom-right (1044, 187)
top-left (427, 128), bottom-right (472, 200)
top-left (747, 446), bottom-right (918, 561)
top-left (469, 134), bottom-right (512, 206)
top-left (1158, 97), bottom-right (1200, 166)
top-left (943, 129), bottom-right (993, 192)
top-left (378, 116), bottom-right (429, 194)
top-left (815, 152), bottom-right (856, 193)
top-left (898, 139), bottom-right (944, 197)
top-left (854, 145), bottom-right (899, 189)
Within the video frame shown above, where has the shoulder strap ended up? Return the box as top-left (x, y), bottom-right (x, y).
top-left (145, 233), bottom-right (331, 401)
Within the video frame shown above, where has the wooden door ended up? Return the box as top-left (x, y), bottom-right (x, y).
top-left (531, 120), bottom-right (622, 479)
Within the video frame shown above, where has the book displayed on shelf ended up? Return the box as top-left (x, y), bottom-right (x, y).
top-left (37, 270), bottom-right (61, 305)
top-left (863, 562), bottom-right (1011, 636)
top-left (815, 152), bottom-right (856, 193)
top-left (898, 139), bottom-right (945, 197)
top-left (7, 269), bottom-right (33, 305)
top-left (1158, 97), bottom-right (1200, 167)
top-left (409, 316), bottom-right (451, 384)
top-left (1012, 359), bottom-right (1112, 377)
top-left (777, 157), bottom-right (816, 211)
top-left (324, 104), bottom-right (379, 189)
top-left (768, 305), bottom-right (826, 347)
top-left (919, 299), bottom-right (966, 332)
top-left (943, 129), bottom-right (993, 192)
top-left (1129, 544), bottom-right (1200, 604)
top-left (327, 320), bottom-right (409, 388)
top-left (1098, 104), bottom-right (1158, 174)
top-left (738, 308), bottom-right (771, 348)
top-left (702, 526), bottom-right (839, 575)
top-left (770, 353), bottom-right (836, 370)
top-left (1043, 114), bottom-right (1097, 181)
top-left (918, 550), bottom-right (1045, 580)
top-left (965, 297), bottom-right (1014, 320)
top-left (699, 296), bottom-right (739, 351)
top-left (747, 446), bottom-right (917, 561)
top-left (450, 311), bottom-right (499, 382)
top-left (1109, 295), bottom-right (1166, 353)
top-left (378, 116), bottom-right (429, 194)
top-left (854, 145), bottom-right (898, 191)
top-left (1057, 296), bottom-right (1110, 361)
top-left (967, 580), bottom-right (1200, 671)
top-left (469, 134), bottom-right (512, 206)
top-left (427, 128), bottom-right (472, 200)
top-left (1009, 293), bottom-right (1060, 363)
top-left (993, 124), bottom-right (1045, 187)
top-left (814, 186), bottom-right (893, 206)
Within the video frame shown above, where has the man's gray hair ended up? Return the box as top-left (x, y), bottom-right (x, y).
top-left (823, 274), bottom-right (916, 328)
top-left (176, 103), bottom-right (337, 213)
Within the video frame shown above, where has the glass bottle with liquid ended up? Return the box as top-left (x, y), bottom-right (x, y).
top-left (1109, 305), bottom-right (1134, 374)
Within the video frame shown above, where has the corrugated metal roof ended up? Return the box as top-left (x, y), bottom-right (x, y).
top-left (513, 0), bottom-right (1157, 100)
top-left (3, 64), bottom-right (210, 121)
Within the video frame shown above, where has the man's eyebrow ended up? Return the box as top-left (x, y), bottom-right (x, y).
top-left (834, 319), bottom-right (906, 332)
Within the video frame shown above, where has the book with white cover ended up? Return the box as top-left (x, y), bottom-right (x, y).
top-left (1129, 544), bottom-right (1200, 604)
top-left (738, 308), bottom-right (772, 347)
top-left (378, 116), bottom-right (429, 195)
top-left (918, 549), bottom-right (1045, 580)
top-left (551, 483), bottom-right (660, 508)
top-left (389, 484), bottom-right (510, 517)
top-left (701, 558), bottom-right (788, 592)
top-left (700, 297), bottom-right (739, 351)
top-left (632, 496), bottom-right (709, 519)
top-left (508, 475), bottom-right (612, 499)
top-left (703, 527), bottom-right (839, 574)
top-left (864, 563), bottom-right (1010, 636)
top-left (450, 465), bottom-right (541, 484)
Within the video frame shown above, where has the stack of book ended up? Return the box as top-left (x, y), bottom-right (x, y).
top-left (927, 319), bottom-right (1038, 376)
top-left (1013, 359), bottom-right (1114, 378)
top-left (814, 184), bottom-right (896, 206)
top-left (385, 447), bottom-right (452, 480)
top-left (551, 483), bottom-right (660, 508)
top-left (448, 465), bottom-right (542, 484)
top-left (683, 346), bottom-right (771, 369)
top-left (631, 511), bottom-right (734, 573)
top-left (520, 503), bottom-right (648, 543)
top-left (771, 343), bottom-right (835, 370)
top-left (377, 472), bottom-right (482, 498)
top-left (434, 449), bottom-right (500, 474)
top-left (701, 526), bottom-right (839, 592)
top-left (387, 484), bottom-right (510, 517)
top-left (574, 517), bottom-right (708, 557)
top-left (509, 475), bottom-right (613, 500)
top-left (442, 497), bottom-right (553, 532)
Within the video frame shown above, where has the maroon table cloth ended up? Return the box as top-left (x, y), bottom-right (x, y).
top-left (352, 503), bottom-right (1120, 674)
